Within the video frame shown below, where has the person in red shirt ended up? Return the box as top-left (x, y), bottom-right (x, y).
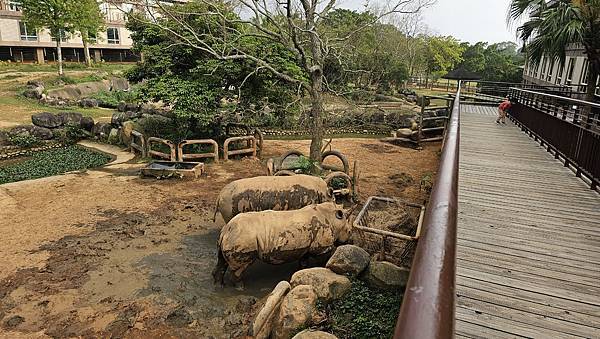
top-left (497, 97), bottom-right (512, 124)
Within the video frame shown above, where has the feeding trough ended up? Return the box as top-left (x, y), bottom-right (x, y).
top-left (141, 161), bottom-right (204, 179)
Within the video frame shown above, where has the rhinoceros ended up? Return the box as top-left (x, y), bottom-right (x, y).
top-left (212, 202), bottom-right (353, 288)
top-left (213, 175), bottom-right (333, 223)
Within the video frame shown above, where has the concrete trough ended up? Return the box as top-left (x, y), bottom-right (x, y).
top-left (141, 161), bottom-right (204, 179)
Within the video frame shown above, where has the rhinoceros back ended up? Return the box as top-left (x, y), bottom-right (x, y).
top-left (216, 175), bottom-right (330, 223)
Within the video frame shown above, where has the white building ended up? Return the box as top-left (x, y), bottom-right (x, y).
top-left (523, 44), bottom-right (599, 100)
top-left (0, 0), bottom-right (186, 63)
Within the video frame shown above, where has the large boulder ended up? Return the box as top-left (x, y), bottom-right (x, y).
top-left (80, 117), bottom-right (95, 132)
top-left (290, 268), bottom-right (351, 301)
top-left (79, 98), bottom-right (99, 108)
top-left (92, 122), bottom-right (112, 138)
top-left (364, 261), bottom-right (410, 291)
top-left (58, 112), bottom-right (84, 126)
top-left (9, 125), bottom-right (53, 140)
top-left (108, 128), bottom-right (121, 144)
top-left (121, 120), bottom-right (135, 145)
top-left (292, 330), bottom-right (338, 339)
top-left (111, 111), bottom-right (142, 126)
top-left (110, 77), bottom-right (130, 91)
top-left (32, 112), bottom-right (62, 128)
top-left (23, 87), bottom-right (43, 99)
top-left (27, 80), bottom-right (44, 88)
top-left (326, 245), bottom-right (370, 276)
top-left (273, 285), bottom-right (318, 338)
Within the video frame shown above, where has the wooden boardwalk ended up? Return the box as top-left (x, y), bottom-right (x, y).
top-left (455, 105), bottom-right (600, 338)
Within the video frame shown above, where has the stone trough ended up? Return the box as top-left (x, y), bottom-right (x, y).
top-left (140, 161), bottom-right (204, 179)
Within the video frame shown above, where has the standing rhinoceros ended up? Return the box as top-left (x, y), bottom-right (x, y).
top-left (212, 202), bottom-right (353, 288)
top-left (213, 175), bottom-right (333, 223)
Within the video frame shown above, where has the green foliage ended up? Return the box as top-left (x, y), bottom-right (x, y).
top-left (8, 134), bottom-right (41, 148)
top-left (0, 146), bottom-right (111, 184)
top-left (54, 124), bottom-right (88, 145)
top-left (71, 0), bottom-right (105, 44)
top-left (125, 1), bottom-right (301, 131)
top-left (292, 155), bottom-right (321, 175)
top-left (458, 41), bottom-right (524, 83)
top-left (424, 36), bottom-right (464, 81)
top-left (317, 279), bottom-right (402, 338)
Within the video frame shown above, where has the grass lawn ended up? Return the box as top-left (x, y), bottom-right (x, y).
top-left (0, 62), bottom-right (134, 128)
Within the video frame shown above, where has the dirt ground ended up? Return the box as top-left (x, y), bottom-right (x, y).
top-left (0, 138), bottom-right (439, 338)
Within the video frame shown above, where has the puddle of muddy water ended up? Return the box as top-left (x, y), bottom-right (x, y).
top-left (137, 228), bottom-right (300, 336)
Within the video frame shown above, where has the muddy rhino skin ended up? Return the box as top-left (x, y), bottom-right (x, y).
top-left (213, 203), bottom-right (352, 285)
top-left (214, 175), bottom-right (332, 223)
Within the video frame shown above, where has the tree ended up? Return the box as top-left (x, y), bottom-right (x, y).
top-left (458, 41), bottom-right (524, 83)
top-left (509, 0), bottom-right (600, 102)
top-left (423, 36), bottom-right (464, 87)
top-left (73, 0), bottom-right (105, 67)
top-left (132, 0), bottom-right (432, 161)
top-left (21, 0), bottom-right (78, 76)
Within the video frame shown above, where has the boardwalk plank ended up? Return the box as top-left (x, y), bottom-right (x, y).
top-left (456, 106), bottom-right (600, 338)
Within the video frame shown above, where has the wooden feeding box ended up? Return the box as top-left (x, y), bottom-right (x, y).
top-left (141, 161), bottom-right (204, 179)
top-left (353, 196), bottom-right (425, 268)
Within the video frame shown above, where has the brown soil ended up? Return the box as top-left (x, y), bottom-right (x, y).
top-left (0, 138), bottom-right (439, 338)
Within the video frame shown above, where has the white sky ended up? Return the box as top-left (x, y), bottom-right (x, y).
top-left (338, 0), bottom-right (518, 44)
top-left (422, 0), bottom-right (517, 43)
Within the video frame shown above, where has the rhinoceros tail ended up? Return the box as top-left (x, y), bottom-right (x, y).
top-left (213, 197), bottom-right (220, 222)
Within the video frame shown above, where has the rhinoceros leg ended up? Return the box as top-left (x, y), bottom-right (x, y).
top-left (212, 249), bottom-right (228, 287)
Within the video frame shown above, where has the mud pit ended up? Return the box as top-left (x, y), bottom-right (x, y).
top-left (0, 139), bottom-right (439, 338)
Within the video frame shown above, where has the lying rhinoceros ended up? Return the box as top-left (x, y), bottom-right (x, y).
top-left (212, 202), bottom-right (353, 288)
top-left (213, 175), bottom-right (332, 223)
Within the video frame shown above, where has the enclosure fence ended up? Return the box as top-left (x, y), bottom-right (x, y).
top-left (393, 83), bottom-right (461, 338)
top-left (509, 88), bottom-right (600, 190)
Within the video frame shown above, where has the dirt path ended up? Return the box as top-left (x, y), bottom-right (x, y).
top-left (0, 139), bottom-right (439, 338)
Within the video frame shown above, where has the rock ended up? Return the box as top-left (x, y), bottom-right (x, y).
top-left (273, 285), bottom-right (318, 338)
top-left (108, 128), bottom-right (121, 144)
top-left (117, 101), bottom-right (127, 112)
top-left (165, 307), bottom-right (193, 327)
top-left (58, 112), bottom-right (84, 126)
top-left (27, 80), bottom-right (44, 88)
top-left (32, 112), bottom-right (63, 128)
top-left (292, 330), bottom-right (338, 339)
top-left (92, 122), bottom-right (112, 138)
top-left (23, 87), bottom-right (43, 99)
top-left (252, 281), bottom-right (291, 339)
top-left (110, 77), bottom-right (130, 91)
top-left (417, 95), bottom-right (431, 107)
top-left (112, 111), bottom-right (142, 126)
top-left (290, 268), bottom-right (351, 301)
top-left (326, 245), bottom-right (370, 276)
top-left (364, 261), bottom-right (410, 291)
top-left (79, 98), bottom-right (99, 108)
top-left (121, 120), bottom-right (135, 145)
top-left (3, 315), bottom-right (25, 328)
top-left (80, 116), bottom-right (95, 131)
top-left (9, 125), bottom-right (53, 140)
top-left (46, 80), bottom-right (110, 100)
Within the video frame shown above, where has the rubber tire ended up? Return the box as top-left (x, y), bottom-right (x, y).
top-left (321, 150), bottom-right (350, 174)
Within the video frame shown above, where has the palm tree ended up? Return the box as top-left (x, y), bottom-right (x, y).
top-left (508, 0), bottom-right (600, 102)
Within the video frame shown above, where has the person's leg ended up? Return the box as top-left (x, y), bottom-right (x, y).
top-left (496, 108), bottom-right (502, 123)
top-left (501, 109), bottom-right (507, 124)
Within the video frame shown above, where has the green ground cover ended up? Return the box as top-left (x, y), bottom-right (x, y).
top-left (0, 145), bottom-right (112, 184)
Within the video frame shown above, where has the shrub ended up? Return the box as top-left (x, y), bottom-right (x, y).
top-left (8, 134), bottom-right (41, 148)
top-left (92, 90), bottom-right (139, 108)
top-left (316, 279), bottom-right (402, 339)
top-left (54, 124), bottom-right (89, 145)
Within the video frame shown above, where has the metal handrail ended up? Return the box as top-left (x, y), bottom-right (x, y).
top-left (509, 87), bottom-right (600, 109)
top-left (393, 83), bottom-right (460, 338)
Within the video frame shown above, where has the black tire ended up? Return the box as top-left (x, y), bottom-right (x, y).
top-left (274, 170), bottom-right (296, 176)
top-left (321, 150), bottom-right (350, 174)
top-left (278, 150), bottom-right (305, 170)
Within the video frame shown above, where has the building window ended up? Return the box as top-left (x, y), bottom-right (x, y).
top-left (580, 59), bottom-right (589, 85)
top-left (51, 29), bottom-right (69, 42)
top-left (566, 57), bottom-right (575, 85)
top-left (8, 0), bottom-right (22, 11)
top-left (556, 64), bottom-right (564, 85)
top-left (547, 61), bottom-right (554, 82)
top-left (107, 28), bottom-right (120, 44)
top-left (19, 22), bottom-right (37, 41)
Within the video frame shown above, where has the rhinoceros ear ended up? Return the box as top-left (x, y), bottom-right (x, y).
top-left (335, 210), bottom-right (344, 220)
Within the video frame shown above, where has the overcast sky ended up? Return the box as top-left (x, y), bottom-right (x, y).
top-left (338, 0), bottom-right (518, 44)
top-left (422, 0), bottom-right (517, 43)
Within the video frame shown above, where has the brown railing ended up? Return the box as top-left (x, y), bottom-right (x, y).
top-left (509, 88), bottom-right (600, 190)
top-left (393, 84), bottom-right (460, 338)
